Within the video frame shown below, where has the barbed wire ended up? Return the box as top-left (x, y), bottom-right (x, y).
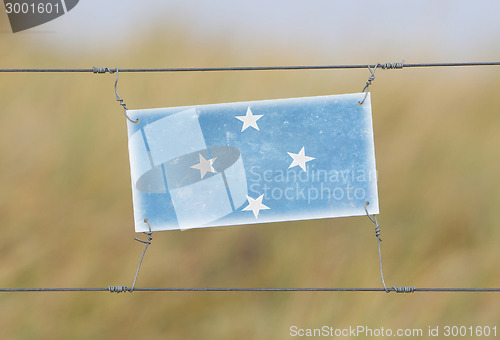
top-left (0, 287), bottom-right (499, 293)
top-left (0, 61), bottom-right (499, 73)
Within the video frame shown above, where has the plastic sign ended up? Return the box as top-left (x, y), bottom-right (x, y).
top-left (126, 93), bottom-right (379, 232)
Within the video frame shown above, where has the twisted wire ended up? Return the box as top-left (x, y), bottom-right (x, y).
top-left (129, 219), bottom-right (154, 292)
top-left (92, 67), bottom-right (115, 74)
top-left (108, 286), bottom-right (129, 293)
top-left (358, 64), bottom-right (379, 105)
top-left (391, 286), bottom-right (415, 293)
top-left (112, 68), bottom-right (139, 123)
top-left (379, 61), bottom-right (405, 69)
top-left (364, 202), bottom-right (416, 294)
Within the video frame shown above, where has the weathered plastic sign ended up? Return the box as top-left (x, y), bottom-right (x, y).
top-left (126, 93), bottom-right (378, 232)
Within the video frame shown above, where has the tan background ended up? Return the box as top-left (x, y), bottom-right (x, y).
top-left (0, 3), bottom-right (499, 339)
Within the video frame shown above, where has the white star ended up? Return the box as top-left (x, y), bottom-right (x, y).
top-left (235, 107), bottom-right (263, 132)
top-left (288, 146), bottom-right (315, 172)
top-left (190, 153), bottom-right (217, 179)
top-left (242, 194), bottom-right (270, 219)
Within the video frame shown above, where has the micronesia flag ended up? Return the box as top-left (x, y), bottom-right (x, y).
top-left (126, 93), bottom-right (378, 232)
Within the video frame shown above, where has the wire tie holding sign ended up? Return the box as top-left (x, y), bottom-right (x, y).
top-left (130, 219), bottom-right (154, 292)
top-left (92, 66), bottom-right (139, 123)
top-left (107, 219), bottom-right (153, 293)
top-left (364, 201), bottom-right (414, 294)
top-left (358, 61), bottom-right (404, 105)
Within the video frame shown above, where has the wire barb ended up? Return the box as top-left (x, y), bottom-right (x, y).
top-left (92, 67), bottom-right (115, 74)
top-left (391, 286), bottom-right (415, 293)
top-left (379, 61), bottom-right (405, 70)
top-left (108, 286), bottom-right (129, 293)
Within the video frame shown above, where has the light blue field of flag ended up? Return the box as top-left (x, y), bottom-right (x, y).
top-left (126, 93), bottom-right (378, 232)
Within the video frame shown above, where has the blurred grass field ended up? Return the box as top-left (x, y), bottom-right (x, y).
top-left (1, 20), bottom-right (500, 339)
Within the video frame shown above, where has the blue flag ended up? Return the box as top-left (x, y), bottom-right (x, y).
top-left (126, 93), bottom-right (378, 232)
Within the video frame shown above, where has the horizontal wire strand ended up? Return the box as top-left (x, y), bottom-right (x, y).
top-left (0, 62), bottom-right (500, 73)
top-left (1, 287), bottom-right (499, 293)
top-left (1, 60), bottom-right (499, 294)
